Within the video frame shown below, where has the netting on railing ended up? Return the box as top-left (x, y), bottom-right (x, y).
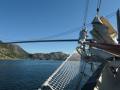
top-left (40, 52), bottom-right (81, 90)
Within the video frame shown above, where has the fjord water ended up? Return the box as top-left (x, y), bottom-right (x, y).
top-left (0, 60), bottom-right (62, 90)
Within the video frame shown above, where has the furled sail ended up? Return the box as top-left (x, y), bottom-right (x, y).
top-left (90, 16), bottom-right (117, 44)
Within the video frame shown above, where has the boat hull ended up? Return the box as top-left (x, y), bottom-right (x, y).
top-left (94, 60), bottom-right (120, 90)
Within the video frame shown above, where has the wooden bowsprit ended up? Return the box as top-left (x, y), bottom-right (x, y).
top-left (85, 42), bottom-right (120, 57)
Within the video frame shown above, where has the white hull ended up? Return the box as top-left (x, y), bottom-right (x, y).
top-left (94, 61), bottom-right (120, 90)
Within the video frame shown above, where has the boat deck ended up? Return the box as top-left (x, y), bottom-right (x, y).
top-left (94, 60), bottom-right (120, 90)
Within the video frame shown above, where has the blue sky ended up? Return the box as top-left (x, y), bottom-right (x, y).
top-left (0, 0), bottom-right (119, 53)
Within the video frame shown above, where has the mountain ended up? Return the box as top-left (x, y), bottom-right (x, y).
top-left (30, 52), bottom-right (69, 60)
top-left (0, 42), bottom-right (69, 60)
top-left (0, 43), bottom-right (29, 60)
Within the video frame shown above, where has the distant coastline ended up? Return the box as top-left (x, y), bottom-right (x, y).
top-left (0, 41), bottom-right (69, 60)
top-left (30, 52), bottom-right (69, 60)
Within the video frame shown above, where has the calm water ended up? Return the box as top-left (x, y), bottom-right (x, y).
top-left (0, 60), bottom-right (62, 90)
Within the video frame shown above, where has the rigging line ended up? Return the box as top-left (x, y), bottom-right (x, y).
top-left (3, 11), bottom-right (115, 44)
top-left (1, 39), bottom-right (79, 44)
top-left (1, 39), bottom-right (93, 44)
top-left (36, 24), bottom-right (91, 40)
top-left (96, 0), bottom-right (102, 15)
top-left (97, 0), bottom-right (102, 10)
top-left (0, 12), bottom-right (115, 44)
top-left (105, 11), bottom-right (116, 18)
top-left (83, 0), bottom-right (90, 27)
top-left (43, 11), bottom-right (115, 40)
top-left (38, 27), bottom-right (81, 40)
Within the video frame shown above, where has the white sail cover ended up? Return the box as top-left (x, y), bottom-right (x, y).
top-left (91, 16), bottom-right (118, 44)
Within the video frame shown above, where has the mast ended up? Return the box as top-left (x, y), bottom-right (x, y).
top-left (117, 9), bottom-right (120, 43)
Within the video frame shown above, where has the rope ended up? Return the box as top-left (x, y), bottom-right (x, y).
top-left (105, 11), bottom-right (116, 18)
top-left (38, 27), bottom-right (81, 40)
top-left (1, 11), bottom-right (115, 44)
top-left (96, 0), bottom-right (102, 15)
top-left (83, 0), bottom-right (90, 28)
